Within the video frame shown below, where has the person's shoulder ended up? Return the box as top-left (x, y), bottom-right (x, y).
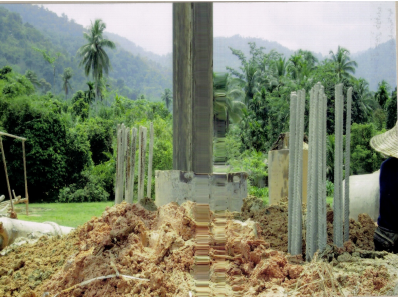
top-left (381, 157), bottom-right (398, 169)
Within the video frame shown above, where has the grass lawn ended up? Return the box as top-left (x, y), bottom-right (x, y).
top-left (15, 202), bottom-right (114, 228)
top-left (13, 196), bottom-right (334, 228)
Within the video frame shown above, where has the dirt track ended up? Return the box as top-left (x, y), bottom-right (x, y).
top-left (0, 198), bottom-right (396, 297)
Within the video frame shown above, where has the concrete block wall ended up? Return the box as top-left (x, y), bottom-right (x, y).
top-left (155, 170), bottom-right (248, 212)
top-left (268, 147), bottom-right (308, 205)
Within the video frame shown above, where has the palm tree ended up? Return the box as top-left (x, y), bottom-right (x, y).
top-left (329, 46), bottom-right (358, 82)
top-left (273, 57), bottom-right (288, 77)
top-left (61, 67), bottom-right (73, 99)
top-left (77, 19), bottom-right (116, 101)
top-left (84, 81), bottom-right (96, 105)
top-left (161, 88), bottom-right (172, 110)
top-left (213, 72), bottom-right (246, 164)
top-left (350, 78), bottom-right (376, 124)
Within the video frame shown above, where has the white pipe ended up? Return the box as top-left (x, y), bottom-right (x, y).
top-left (0, 218), bottom-right (74, 249)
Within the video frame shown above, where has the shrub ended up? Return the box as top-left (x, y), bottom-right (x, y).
top-left (326, 180), bottom-right (334, 197)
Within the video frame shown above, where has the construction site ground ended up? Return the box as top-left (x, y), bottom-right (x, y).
top-left (0, 196), bottom-right (397, 297)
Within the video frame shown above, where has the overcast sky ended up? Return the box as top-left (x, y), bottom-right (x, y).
top-left (42, 2), bottom-right (396, 57)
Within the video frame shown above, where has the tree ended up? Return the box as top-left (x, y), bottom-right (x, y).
top-left (374, 80), bottom-right (390, 109)
top-left (287, 50), bottom-right (318, 84)
top-left (350, 123), bottom-right (385, 175)
top-left (350, 77), bottom-right (376, 124)
top-left (32, 47), bottom-right (61, 88)
top-left (61, 67), bottom-right (73, 99)
top-left (77, 19), bottom-right (116, 101)
top-left (39, 78), bottom-right (51, 93)
top-left (329, 46), bottom-right (358, 82)
top-left (273, 57), bottom-right (288, 77)
top-left (227, 42), bottom-right (268, 105)
top-left (161, 88), bottom-right (172, 110)
top-left (25, 70), bottom-right (41, 88)
top-left (213, 72), bottom-right (246, 164)
top-left (84, 81), bottom-right (96, 105)
top-left (386, 87), bottom-right (397, 129)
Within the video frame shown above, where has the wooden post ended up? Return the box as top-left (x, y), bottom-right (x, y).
top-left (127, 128), bottom-right (137, 204)
top-left (0, 136), bottom-right (13, 212)
top-left (22, 140), bottom-right (28, 215)
top-left (138, 126), bottom-right (147, 201)
top-left (147, 122), bottom-right (154, 198)
top-left (173, 2), bottom-right (213, 174)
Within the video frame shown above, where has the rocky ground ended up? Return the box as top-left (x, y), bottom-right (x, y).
top-left (0, 197), bottom-right (396, 297)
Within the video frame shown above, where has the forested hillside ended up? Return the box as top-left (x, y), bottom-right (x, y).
top-left (0, 4), bottom-right (172, 99)
top-left (353, 39), bottom-right (397, 91)
top-left (215, 35), bottom-right (396, 92)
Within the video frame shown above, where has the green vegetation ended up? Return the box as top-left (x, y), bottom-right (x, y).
top-left (0, 4), bottom-right (395, 208)
top-left (17, 202), bottom-right (113, 227)
top-left (0, 5), bottom-right (171, 100)
top-left (0, 64), bottom-right (172, 203)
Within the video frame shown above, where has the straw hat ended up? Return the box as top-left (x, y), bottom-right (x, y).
top-left (370, 121), bottom-right (398, 158)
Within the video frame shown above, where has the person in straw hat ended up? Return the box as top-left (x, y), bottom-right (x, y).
top-left (370, 121), bottom-right (398, 253)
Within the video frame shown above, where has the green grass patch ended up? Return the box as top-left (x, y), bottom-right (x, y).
top-left (327, 197), bottom-right (333, 207)
top-left (16, 202), bottom-right (114, 228)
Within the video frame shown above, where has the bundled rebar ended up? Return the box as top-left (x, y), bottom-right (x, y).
top-left (305, 82), bottom-right (327, 261)
top-left (288, 89), bottom-right (305, 256)
top-left (288, 92), bottom-right (297, 253)
top-left (334, 84), bottom-right (344, 247)
top-left (344, 87), bottom-right (353, 242)
top-left (115, 123), bottom-right (154, 204)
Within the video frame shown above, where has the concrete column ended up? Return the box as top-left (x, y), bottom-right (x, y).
top-left (173, 2), bottom-right (213, 174)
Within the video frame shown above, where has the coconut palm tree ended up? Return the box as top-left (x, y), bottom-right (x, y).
top-left (274, 57), bottom-right (288, 77)
top-left (61, 68), bottom-right (73, 99)
top-left (329, 46), bottom-right (358, 82)
top-left (350, 78), bottom-right (376, 124)
top-left (77, 19), bottom-right (116, 101)
top-left (84, 81), bottom-right (96, 105)
top-left (213, 72), bottom-right (246, 164)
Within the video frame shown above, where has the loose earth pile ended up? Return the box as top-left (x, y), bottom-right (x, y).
top-left (0, 197), bottom-right (397, 297)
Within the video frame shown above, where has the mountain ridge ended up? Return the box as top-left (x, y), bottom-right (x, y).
top-left (1, 3), bottom-right (396, 92)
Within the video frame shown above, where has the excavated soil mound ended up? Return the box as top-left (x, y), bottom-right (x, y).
top-left (0, 231), bottom-right (79, 296)
top-left (238, 196), bottom-right (376, 253)
top-left (0, 197), bottom-right (394, 297)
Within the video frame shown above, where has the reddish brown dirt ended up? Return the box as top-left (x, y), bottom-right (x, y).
top-left (42, 202), bottom-right (195, 297)
top-left (238, 196), bottom-right (376, 253)
top-left (0, 197), bottom-right (393, 297)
